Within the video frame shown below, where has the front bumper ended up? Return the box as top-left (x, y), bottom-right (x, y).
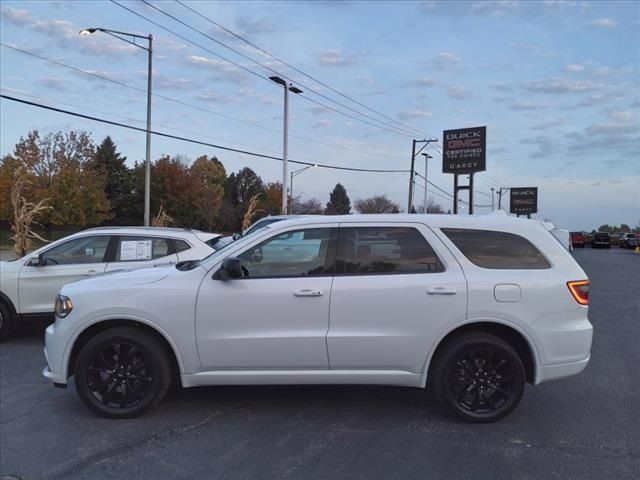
top-left (43, 322), bottom-right (68, 386)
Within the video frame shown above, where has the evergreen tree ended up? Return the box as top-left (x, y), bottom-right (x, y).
top-left (325, 183), bottom-right (351, 215)
top-left (93, 136), bottom-right (134, 224)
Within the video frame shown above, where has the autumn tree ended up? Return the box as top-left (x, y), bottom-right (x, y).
top-left (325, 183), bottom-right (351, 215)
top-left (222, 167), bottom-right (264, 231)
top-left (190, 155), bottom-right (226, 231)
top-left (354, 195), bottom-right (400, 214)
top-left (148, 155), bottom-right (198, 227)
top-left (261, 182), bottom-right (283, 216)
top-left (1, 130), bottom-right (109, 232)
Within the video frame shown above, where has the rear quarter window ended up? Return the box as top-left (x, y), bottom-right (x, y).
top-left (441, 228), bottom-right (551, 270)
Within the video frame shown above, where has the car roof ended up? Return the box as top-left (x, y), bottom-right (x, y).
top-left (79, 226), bottom-right (215, 239)
top-left (265, 213), bottom-right (550, 234)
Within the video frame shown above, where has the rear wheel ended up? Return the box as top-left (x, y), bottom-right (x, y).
top-left (74, 327), bottom-right (171, 418)
top-left (432, 333), bottom-right (525, 423)
top-left (0, 302), bottom-right (13, 341)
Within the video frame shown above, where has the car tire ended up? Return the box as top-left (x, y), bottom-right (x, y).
top-left (432, 332), bottom-right (526, 423)
top-left (0, 302), bottom-right (13, 342)
top-left (74, 326), bottom-right (172, 418)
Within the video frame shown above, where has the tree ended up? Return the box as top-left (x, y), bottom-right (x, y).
top-left (222, 167), bottom-right (264, 232)
top-left (92, 136), bottom-right (134, 224)
top-left (190, 155), bottom-right (226, 231)
top-left (325, 183), bottom-right (351, 215)
top-left (415, 198), bottom-right (445, 214)
top-left (293, 197), bottom-right (323, 214)
top-left (2, 130), bottom-right (109, 231)
top-left (261, 182), bottom-right (283, 216)
top-left (9, 168), bottom-right (51, 257)
top-left (149, 155), bottom-right (198, 227)
top-left (354, 195), bottom-right (400, 214)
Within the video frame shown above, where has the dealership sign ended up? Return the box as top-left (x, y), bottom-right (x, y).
top-left (510, 187), bottom-right (538, 214)
top-left (442, 126), bottom-right (487, 174)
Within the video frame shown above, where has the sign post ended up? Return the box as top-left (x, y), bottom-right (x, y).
top-left (442, 126), bottom-right (486, 214)
top-left (509, 187), bottom-right (538, 217)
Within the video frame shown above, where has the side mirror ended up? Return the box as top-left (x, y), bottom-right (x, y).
top-left (232, 232), bottom-right (242, 241)
top-left (28, 256), bottom-right (41, 267)
top-left (214, 257), bottom-right (243, 280)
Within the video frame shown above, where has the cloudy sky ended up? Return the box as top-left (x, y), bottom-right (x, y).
top-left (1, 0), bottom-right (638, 231)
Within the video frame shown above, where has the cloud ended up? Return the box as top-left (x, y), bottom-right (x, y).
top-left (154, 75), bottom-right (196, 91)
top-left (565, 123), bottom-right (640, 156)
top-left (312, 119), bottom-right (332, 129)
top-left (510, 43), bottom-right (554, 57)
top-left (39, 76), bottom-right (66, 92)
top-left (433, 51), bottom-right (461, 69)
top-left (564, 64), bottom-right (585, 72)
top-left (396, 110), bottom-right (432, 121)
top-left (1, 6), bottom-right (32, 26)
top-left (507, 101), bottom-right (547, 111)
top-left (520, 135), bottom-right (554, 159)
top-left (196, 90), bottom-right (235, 104)
top-left (185, 55), bottom-right (246, 82)
top-left (317, 49), bottom-right (363, 66)
top-left (530, 118), bottom-right (567, 130)
top-left (522, 77), bottom-right (600, 94)
top-left (584, 124), bottom-right (639, 136)
top-left (591, 18), bottom-right (617, 28)
top-left (447, 85), bottom-right (470, 100)
top-left (234, 16), bottom-right (277, 35)
top-left (609, 111), bottom-right (634, 123)
top-left (413, 77), bottom-right (438, 87)
top-left (420, 1), bottom-right (520, 17)
top-left (489, 83), bottom-right (513, 92)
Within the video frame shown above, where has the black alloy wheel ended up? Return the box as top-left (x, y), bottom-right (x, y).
top-left (433, 333), bottom-right (525, 423)
top-left (75, 327), bottom-right (171, 418)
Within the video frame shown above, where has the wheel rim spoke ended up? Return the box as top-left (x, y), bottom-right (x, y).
top-left (86, 341), bottom-right (153, 409)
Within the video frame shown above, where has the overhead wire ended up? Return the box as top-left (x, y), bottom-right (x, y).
top-left (0, 43), bottom-right (409, 162)
top-left (173, 0), bottom-right (433, 139)
top-left (111, 0), bottom-right (419, 139)
top-left (0, 94), bottom-right (411, 174)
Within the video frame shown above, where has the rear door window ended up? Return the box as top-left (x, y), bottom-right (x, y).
top-left (115, 236), bottom-right (174, 262)
top-left (336, 226), bottom-right (443, 275)
top-left (441, 228), bottom-right (551, 269)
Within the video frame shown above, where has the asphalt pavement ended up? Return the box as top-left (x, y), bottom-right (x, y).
top-left (1, 247), bottom-right (639, 480)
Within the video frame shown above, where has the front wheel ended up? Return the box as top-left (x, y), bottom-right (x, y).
top-left (74, 326), bottom-right (172, 418)
top-left (432, 333), bottom-right (525, 423)
top-left (0, 302), bottom-right (13, 342)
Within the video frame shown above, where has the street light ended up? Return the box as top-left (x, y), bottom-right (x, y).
top-left (421, 153), bottom-right (432, 213)
top-left (289, 164), bottom-right (317, 213)
top-left (269, 75), bottom-right (303, 215)
top-left (80, 27), bottom-right (154, 226)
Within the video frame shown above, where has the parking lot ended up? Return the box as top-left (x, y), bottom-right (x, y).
top-left (1, 247), bottom-right (638, 480)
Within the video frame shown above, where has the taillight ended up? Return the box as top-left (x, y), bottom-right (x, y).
top-left (567, 280), bottom-right (589, 305)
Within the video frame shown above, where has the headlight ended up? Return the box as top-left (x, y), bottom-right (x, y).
top-left (54, 294), bottom-right (73, 318)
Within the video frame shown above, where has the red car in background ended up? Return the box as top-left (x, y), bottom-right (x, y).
top-left (570, 232), bottom-right (585, 248)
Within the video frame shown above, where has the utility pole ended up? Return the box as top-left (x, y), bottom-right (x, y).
top-left (408, 139), bottom-right (436, 212)
top-left (491, 187), bottom-right (495, 211)
top-left (421, 153), bottom-right (431, 212)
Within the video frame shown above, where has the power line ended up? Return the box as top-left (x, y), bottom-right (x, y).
top-left (0, 94), bottom-right (411, 174)
top-left (142, 0), bottom-right (421, 138)
top-left (111, 0), bottom-right (418, 139)
top-left (0, 43), bottom-right (408, 162)
top-left (174, 0), bottom-right (432, 138)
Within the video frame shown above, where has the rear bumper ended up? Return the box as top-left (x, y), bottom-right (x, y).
top-left (537, 354), bottom-right (590, 383)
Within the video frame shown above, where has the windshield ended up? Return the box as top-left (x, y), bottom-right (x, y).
top-left (244, 218), bottom-right (283, 236)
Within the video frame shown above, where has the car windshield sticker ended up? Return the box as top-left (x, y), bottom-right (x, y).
top-left (120, 240), bottom-right (153, 261)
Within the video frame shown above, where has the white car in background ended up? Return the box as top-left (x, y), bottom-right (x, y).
top-left (0, 227), bottom-right (223, 340)
top-left (43, 214), bottom-right (592, 422)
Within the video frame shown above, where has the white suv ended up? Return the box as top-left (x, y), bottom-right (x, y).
top-left (43, 215), bottom-right (593, 422)
top-left (0, 227), bottom-right (223, 339)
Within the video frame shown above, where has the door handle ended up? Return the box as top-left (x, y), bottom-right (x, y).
top-left (293, 289), bottom-right (323, 297)
top-left (83, 270), bottom-right (98, 276)
top-left (427, 286), bottom-right (457, 295)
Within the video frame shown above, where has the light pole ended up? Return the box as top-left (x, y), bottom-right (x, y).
top-left (421, 153), bottom-right (432, 213)
top-left (80, 27), bottom-right (153, 226)
top-left (269, 76), bottom-right (302, 215)
top-left (289, 164), bottom-right (317, 213)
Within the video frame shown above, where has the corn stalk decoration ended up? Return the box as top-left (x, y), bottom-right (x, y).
top-left (242, 193), bottom-right (263, 232)
top-left (152, 204), bottom-right (174, 227)
top-left (10, 170), bottom-right (52, 258)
